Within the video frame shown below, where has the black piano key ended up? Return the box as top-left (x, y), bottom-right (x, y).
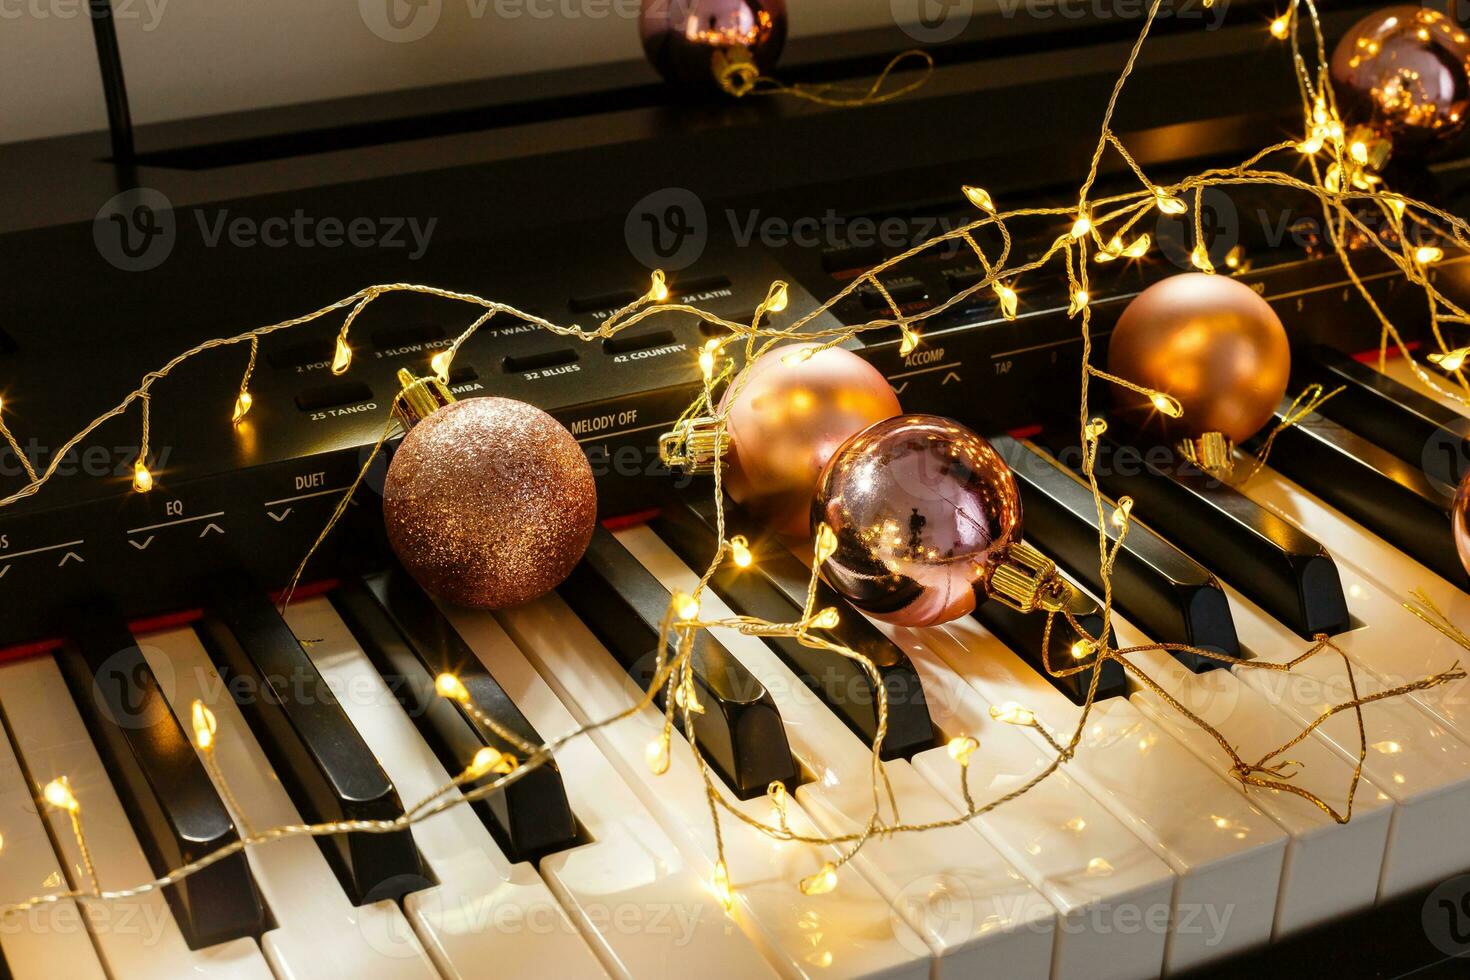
top-left (560, 525), bottom-right (797, 798)
top-left (57, 610), bottom-right (266, 949)
top-left (1040, 429), bottom-right (1350, 639)
top-left (996, 435), bottom-right (1237, 672)
top-left (196, 581), bottom-right (424, 904)
top-left (1297, 344), bottom-right (1470, 488)
top-left (1250, 401), bottom-right (1469, 590)
top-left (651, 496), bottom-right (934, 759)
top-left (974, 565), bottom-right (1128, 705)
top-left (329, 571), bottom-right (579, 861)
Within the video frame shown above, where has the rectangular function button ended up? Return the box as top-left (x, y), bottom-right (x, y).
top-left (502, 349), bottom-right (578, 373)
top-left (670, 274), bottom-right (731, 296)
top-left (295, 381), bottom-right (374, 412)
top-left (371, 324), bottom-right (445, 350)
top-left (858, 279), bottom-right (928, 310)
top-left (603, 330), bottom-right (677, 355)
top-left (269, 338), bottom-right (337, 370)
top-left (569, 290), bottom-right (637, 313)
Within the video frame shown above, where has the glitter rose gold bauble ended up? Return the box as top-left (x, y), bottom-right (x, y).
top-left (383, 398), bottom-right (597, 609)
top-left (812, 415), bottom-right (1023, 627)
top-left (1331, 7), bottom-right (1470, 152)
top-left (720, 342), bottom-right (902, 538)
top-left (1107, 273), bottom-right (1291, 444)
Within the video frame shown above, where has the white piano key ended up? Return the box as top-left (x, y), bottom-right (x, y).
top-left (438, 604), bottom-right (783, 980)
top-left (930, 595), bottom-right (1394, 938)
top-left (0, 688), bottom-right (109, 980)
top-left (812, 623), bottom-right (1173, 980)
top-left (273, 598), bottom-right (607, 980)
top-left (1123, 646), bottom-right (1392, 937)
top-left (1380, 355), bottom-right (1470, 415)
top-left (613, 524), bottom-right (1058, 978)
top-left (1236, 464), bottom-right (1470, 736)
top-left (1206, 584), bottom-right (1470, 898)
top-left (491, 592), bottom-right (934, 980)
top-left (1236, 454), bottom-right (1470, 612)
top-left (0, 657), bottom-right (272, 980)
top-left (133, 627), bottom-right (439, 980)
top-left (903, 605), bottom-right (1290, 968)
top-left (296, 595), bottom-right (773, 980)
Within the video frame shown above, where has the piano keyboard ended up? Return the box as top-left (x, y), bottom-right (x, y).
top-left (0, 353), bottom-right (1467, 979)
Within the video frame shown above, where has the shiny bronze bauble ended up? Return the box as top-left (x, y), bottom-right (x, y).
top-left (383, 397), bottom-right (597, 609)
top-left (1107, 273), bottom-right (1291, 444)
top-left (812, 415), bottom-right (1023, 628)
top-left (1331, 6), bottom-right (1470, 151)
top-left (721, 342), bottom-right (901, 538)
top-left (639, 0), bottom-right (787, 95)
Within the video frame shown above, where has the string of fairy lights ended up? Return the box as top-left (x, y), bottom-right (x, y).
top-left (2, 0), bottom-right (1470, 932)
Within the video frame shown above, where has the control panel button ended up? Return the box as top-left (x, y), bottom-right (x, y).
top-left (858, 278), bottom-right (928, 310)
top-left (670, 274), bottom-right (731, 297)
top-left (569, 290), bottom-right (637, 314)
top-left (371, 324), bottom-right (445, 350)
top-left (295, 381), bottom-right (374, 412)
top-left (603, 330), bottom-right (677, 355)
top-left (502, 349), bottom-right (578, 373)
top-left (268, 338), bottom-right (337, 369)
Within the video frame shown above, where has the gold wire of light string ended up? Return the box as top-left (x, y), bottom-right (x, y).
top-left (3, 0), bottom-right (1470, 918)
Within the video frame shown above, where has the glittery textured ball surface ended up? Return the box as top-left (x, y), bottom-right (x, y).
top-left (383, 398), bottom-right (597, 609)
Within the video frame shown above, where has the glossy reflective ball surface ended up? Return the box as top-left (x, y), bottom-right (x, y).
top-left (812, 415), bottom-right (1023, 627)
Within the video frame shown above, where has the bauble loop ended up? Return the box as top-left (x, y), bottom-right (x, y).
top-left (1330, 6), bottom-right (1470, 152)
top-left (812, 415), bottom-right (1023, 628)
top-left (721, 342), bottom-right (902, 538)
top-left (382, 397), bottom-right (597, 609)
top-left (1107, 272), bottom-right (1291, 445)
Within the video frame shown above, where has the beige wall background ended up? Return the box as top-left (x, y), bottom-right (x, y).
top-left (0, 0), bottom-right (988, 144)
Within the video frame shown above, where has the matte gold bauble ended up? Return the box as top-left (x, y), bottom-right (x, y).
top-left (1107, 273), bottom-right (1290, 444)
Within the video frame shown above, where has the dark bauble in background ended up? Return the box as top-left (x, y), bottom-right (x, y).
top-left (383, 397), bottom-right (597, 609)
top-left (1331, 6), bottom-right (1470, 152)
top-left (640, 0), bottom-right (787, 95)
top-left (812, 415), bottom-right (1023, 628)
